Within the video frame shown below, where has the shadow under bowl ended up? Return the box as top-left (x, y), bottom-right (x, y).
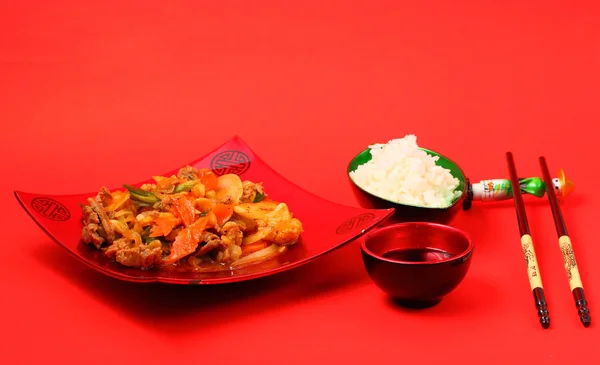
top-left (347, 147), bottom-right (468, 225)
top-left (360, 222), bottom-right (474, 308)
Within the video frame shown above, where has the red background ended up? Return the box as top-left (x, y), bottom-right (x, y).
top-left (1, 1), bottom-right (598, 363)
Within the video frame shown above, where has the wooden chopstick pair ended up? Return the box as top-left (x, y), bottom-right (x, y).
top-left (506, 152), bottom-right (591, 329)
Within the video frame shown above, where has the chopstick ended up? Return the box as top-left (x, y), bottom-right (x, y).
top-left (539, 156), bottom-right (591, 328)
top-left (506, 152), bottom-right (551, 329)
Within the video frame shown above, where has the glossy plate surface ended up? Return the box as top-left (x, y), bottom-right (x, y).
top-left (15, 136), bottom-right (394, 285)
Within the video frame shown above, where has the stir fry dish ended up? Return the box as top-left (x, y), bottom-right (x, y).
top-left (80, 166), bottom-right (304, 270)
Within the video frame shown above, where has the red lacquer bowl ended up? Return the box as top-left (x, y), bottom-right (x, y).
top-left (15, 136), bottom-right (395, 285)
top-left (360, 222), bottom-right (474, 307)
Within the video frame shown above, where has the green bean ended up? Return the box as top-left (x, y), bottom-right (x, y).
top-left (174, 180), bottom-right (196, 193)
top-left (253, 192), bottom-right (265, 203)
top-left (123, 184), bottom-right (160, 204)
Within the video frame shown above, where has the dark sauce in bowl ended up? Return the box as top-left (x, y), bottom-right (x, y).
top-left (382, 247), bottom-right (453, 263)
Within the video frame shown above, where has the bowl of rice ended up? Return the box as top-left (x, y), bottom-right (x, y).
top-left (347, 135), bottom-right (467, 224)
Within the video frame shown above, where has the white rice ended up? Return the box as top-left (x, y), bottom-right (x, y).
top-left (350, 135), bottom-right (462, 208)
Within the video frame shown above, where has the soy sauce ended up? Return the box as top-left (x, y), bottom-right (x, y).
top-left (382, 247), bottom-right (452, 262)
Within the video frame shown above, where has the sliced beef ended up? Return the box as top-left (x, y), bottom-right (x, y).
top-left (98, 186), bottom-right (113, 206)
top-left (177, 165), bottom-right (199, 181)
top-left (219, 221), bottom-right (243, 246)
top-left (87, 196), bottom-right (116, 243)
top-left (157, 196), bottom-right (173, 212)
top-left (81, 205), bottom-right (105, 249)
top-left (196, 231), bottom-right (222, 256)
top-left (240, 181), bottom-right (264, 203)
top-left (105, 239), bottom-right (163, 268)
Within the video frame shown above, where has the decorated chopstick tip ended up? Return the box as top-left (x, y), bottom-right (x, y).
top-left (573, 287), bottom-right (592, 327)
top-left (582, 315), bottom-right (591, 328)
top-left (534, 287), bottom-right (551, 328)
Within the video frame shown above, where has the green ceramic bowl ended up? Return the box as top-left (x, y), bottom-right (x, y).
top-left (347, 147), bottom-right (468, 225)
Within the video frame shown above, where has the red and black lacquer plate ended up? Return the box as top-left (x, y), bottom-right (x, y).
top-left (15, 136), bottom-right (394, 285)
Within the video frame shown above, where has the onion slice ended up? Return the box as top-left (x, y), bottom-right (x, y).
top-left (231, 244), bottom-right (286, 267)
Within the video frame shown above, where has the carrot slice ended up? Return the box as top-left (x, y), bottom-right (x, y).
top-left (156, 176), bottom-right (178, 191)
top-left (212, 204), bottom-right (233, 225)
top-left (150, 214), bottom-right (180, 237)
top-left (171, 196), bottom-right (196, 227)
top-left (241, 240), bottom-right (269, 255)
top-left (162, 216), bottom-right (209, 264)
top-left (199, 169), bottom-right (218, 191)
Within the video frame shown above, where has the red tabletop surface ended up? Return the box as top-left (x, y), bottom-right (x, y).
top-left (1, 1), bottom-right (598, 363)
